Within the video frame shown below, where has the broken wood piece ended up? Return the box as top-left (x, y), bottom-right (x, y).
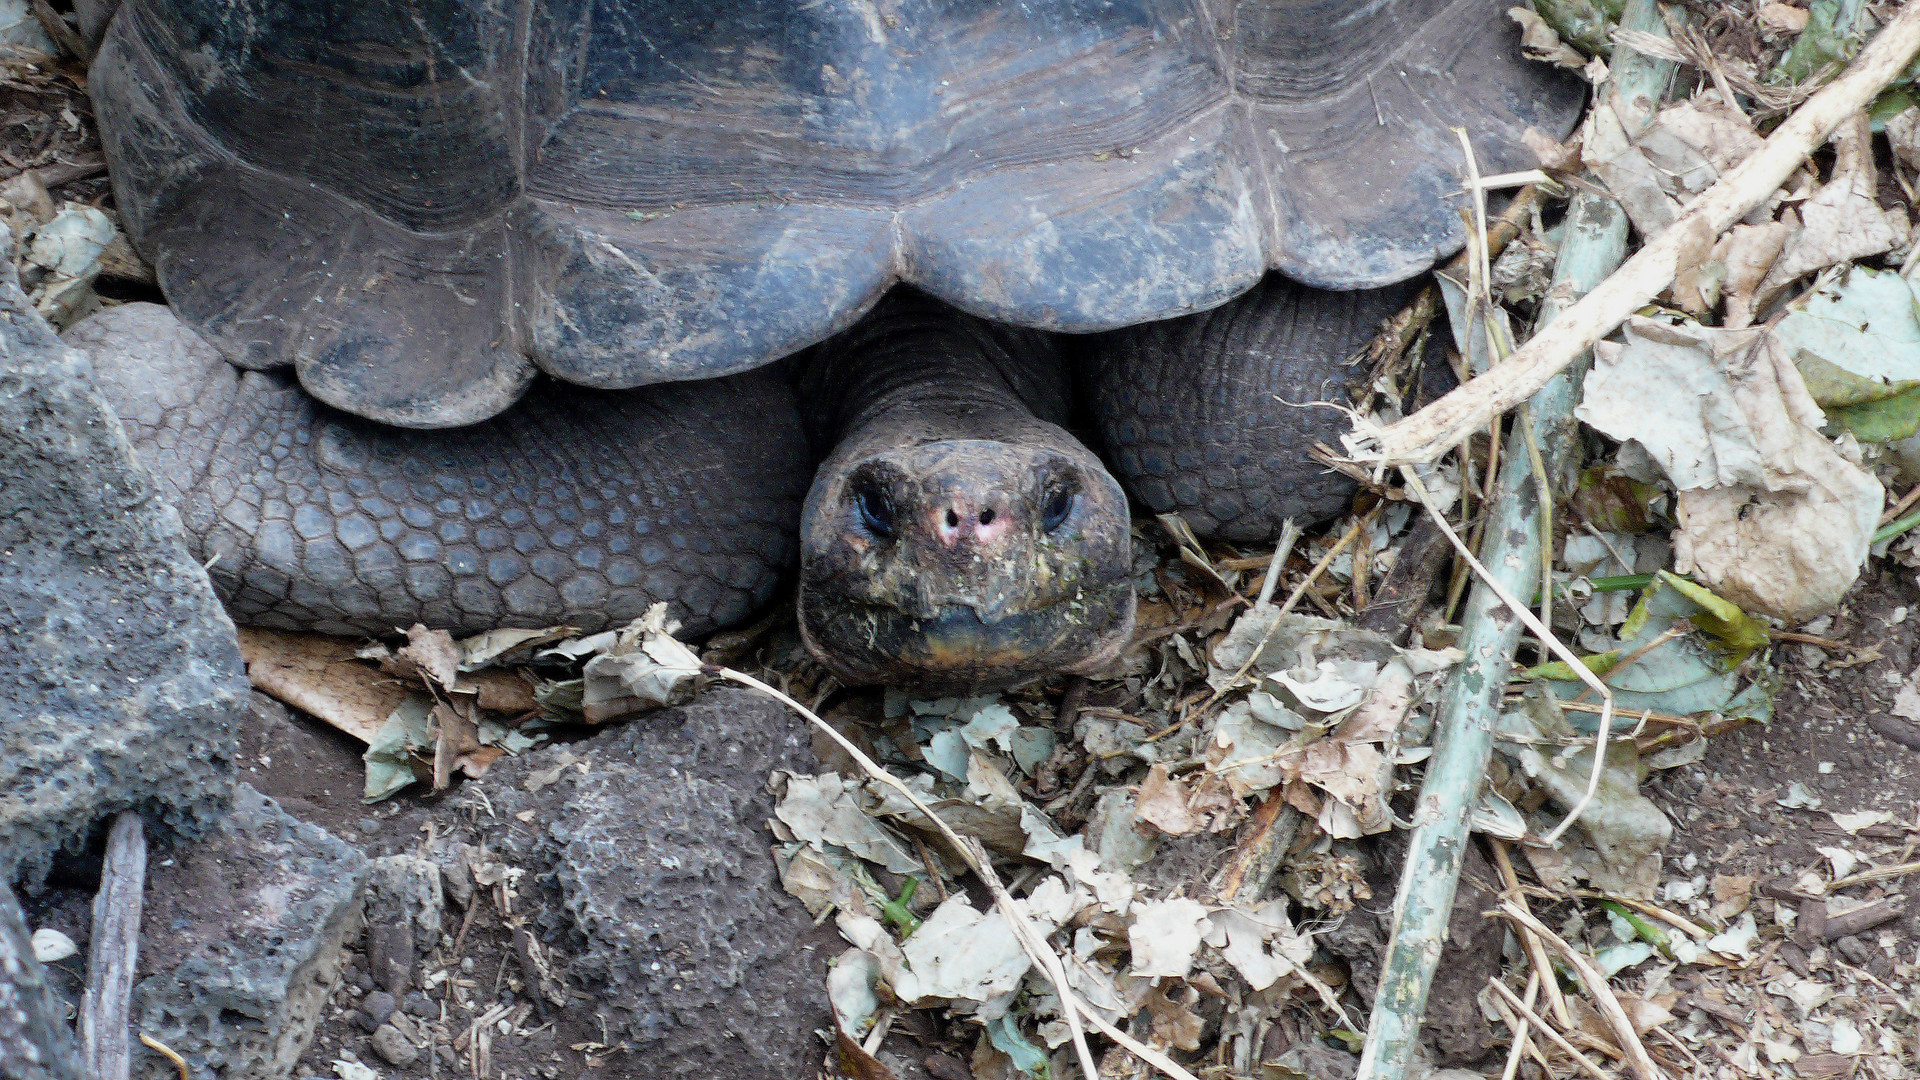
top-left (1352, 1), bottom-right (1920, 468)
top-left (82, 812), bottom-right (146, 1080)
top-left (1820, 895), bottom-right (1907, 941)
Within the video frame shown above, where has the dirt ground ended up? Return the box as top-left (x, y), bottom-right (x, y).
top-left (8, 2), bottom-right (1920, 1079)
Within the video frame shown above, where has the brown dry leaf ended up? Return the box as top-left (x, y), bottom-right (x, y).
top-left (1509, 6), bottom-right (1588, 70)
top-left (460, 669), bottom-right (540, 714)
top-left (1616, 994), bottom-right (1677, 1037)
top-left (1711, 873), bottom-right (1755, 920)
top-left (1757, 2), bottom-right (1809, 33)
top-left (1142, 984), bottom-right (1205, 1052)
top-left (1718, 220), bottom-right (1798, 328)
top-left (1134, 764), bottom-right (1239, 837)
top-left (1758, 114), bottom-right (1910, 301)
top-left (431, 700), bottom-right (502, 790)
top-left (395, 623), bottom-right (462, 689)
top-left (1887, 107), bottom-right (1920, 176)
top-left (1291, 739), bottom-right (1389, 832)
top-left (237, 627), bottom-right (410, 744)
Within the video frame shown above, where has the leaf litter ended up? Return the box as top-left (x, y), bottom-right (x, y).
top-left (188, 2), bottom-right (1920, 1077)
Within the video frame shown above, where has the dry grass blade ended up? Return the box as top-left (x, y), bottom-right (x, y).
top-left (1486, 977), bottom-right (1615, 1080)
top-left (1499, 901), bottom-right (1667, 1080)
top-left (1491, 841), bottom-right (1573, 1028)
top-left (1352, 4), bottom-right (1920, 468)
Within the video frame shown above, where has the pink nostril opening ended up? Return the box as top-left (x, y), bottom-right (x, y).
top-left (979, 508), bottom-right (995, 526)
top-left (945, 508), bottom-right (960, 528)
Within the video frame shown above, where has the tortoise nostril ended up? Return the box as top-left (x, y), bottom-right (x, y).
top-left (979, 508), bottom-right (995, 526)
top-left (945, 508), bottom-right (959, 528)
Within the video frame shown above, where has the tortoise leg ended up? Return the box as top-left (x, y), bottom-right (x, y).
top-left (65, 304), bottom-right (811, 637)
top-left (1082, 276), bottom-right (1418, 543)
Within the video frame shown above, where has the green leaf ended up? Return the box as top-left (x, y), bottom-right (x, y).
top-left (1657, 571), bottom-right (1770, 666)
top-left (1530, 0), bottom-right (1617, 58)
top-left (362, 694), bottom-right (435, 802)
top-left (1524, 651), bottom-right (1620, 682)
top-left (1770, 0), bottom-right (1863, 85)
top-left (987, 1015), bottom-right (1051, 1078)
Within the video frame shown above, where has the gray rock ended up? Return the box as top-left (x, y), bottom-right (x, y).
top-left (0, 223), bottom-right (245, 883)
top-left (402, 991), bottom-right (435, 1020)
top-left (359, 990), bottom-right (396, 1027)
top-left (131, 784), bottom-right (369, 1080)
top-left (0, 880), bottom-right (82, 1080)
top-left (362, 855), bottom-right (441, 994)
top-left (471, 688), bottom-right (835, 1077)
top-left (369, 1025), bottom-right (417, 1068)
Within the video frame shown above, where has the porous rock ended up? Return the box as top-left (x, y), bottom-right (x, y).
top-left (131, 784), bottom-right (368, 1080)
top-left (0, 222), bottom-right (245, 882)
top-left (0, 880), bottom-right (82, 1080)
top-left (362, 854), bottom-right (442, 994)
top-left (470, 688), bottom-right (834, 1077)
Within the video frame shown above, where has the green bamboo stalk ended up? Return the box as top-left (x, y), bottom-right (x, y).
top-left (1352, 5), bottom-right (1669, 1076)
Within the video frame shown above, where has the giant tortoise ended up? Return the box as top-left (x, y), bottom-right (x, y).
top-left (76, 0), bottom-right (1580, 686)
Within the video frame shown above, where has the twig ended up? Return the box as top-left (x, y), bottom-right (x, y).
top-left (1352, 7), bottom-right (1645, 1063)
top-left (1486, 978), bottom-right (1614, 1080)
top-left (1352, 2), bottom-right (1920, 468)
top-left (136, 1034), bottom-right (187, 1080)
top-left (1490, 841), bottom-right (1573, 1028)
top-left (1499, 901), bottom-right (1667, 1080)
top-left (84, 813), bottom-right (145, 1080)
top-left (1496, 971), bottom-right (1543, 1080)
top-left (1256, 519), bottom-right (1302, 608)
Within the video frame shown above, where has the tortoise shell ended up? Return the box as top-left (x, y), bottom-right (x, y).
top-left (93, 0), bottom-right (1582, 427)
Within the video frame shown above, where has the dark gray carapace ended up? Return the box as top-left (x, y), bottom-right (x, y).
top-left (94, 0), bottom-right (1581, 428)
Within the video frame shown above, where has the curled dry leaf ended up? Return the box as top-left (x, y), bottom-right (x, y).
top-left (1577, 317), bottom-right (1879, 621)
top-left (1757, 114), bottom-right (1909, 303)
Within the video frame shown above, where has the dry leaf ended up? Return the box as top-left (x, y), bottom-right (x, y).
top-left (1581, 318), bottom-right (1879, 621)
top-left (237, 627), bottom-right (410, 744)
top-left (1718, 220), bottom-right (1798, 328)
top-left (1758, 114), bottom-right (1909, 301)
top-left (1758, 2), bottom-right (1809, 33)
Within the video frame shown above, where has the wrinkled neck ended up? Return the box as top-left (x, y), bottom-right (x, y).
top-left (801, 292), bottom-right (1069, 451)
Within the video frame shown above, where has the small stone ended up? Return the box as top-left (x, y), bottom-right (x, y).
top-left (403, 992), bottom-right (436, 1019)
top-left (358, 817), bottom-right (382, 834)
top-left (435, 1044), bottom-right (458, 1065)
top-left (354, 1010), bottom-right (382, 1034)
top-left (371, 1024), bottom-right (418, 1067)
top-left (361, 990), bottom-right (397, 1025)
top-left (351, 969), bottom-right (375, 994)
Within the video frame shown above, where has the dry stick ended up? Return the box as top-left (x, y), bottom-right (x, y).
top-left (83, 812), bottom-right (146, 1080)
top-left (1485, 978), bottom-right (1615, 1080)
top-left (1490, 841), bottom-right (1573, 1028)
top-left (707, 667), bottom-right (1200, 1080)
top-left (1351, 2), bottom-right (1649, 1064)
top-left (1499, 901), bottom-right (1666, 1080)
top-left (1353, 1), bottom-right (1920, 469)
top-left (1496, 971), bottom-right (1543, 1080)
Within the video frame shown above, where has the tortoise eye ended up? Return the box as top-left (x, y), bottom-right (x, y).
top-left (1041, 487), bottom-right (1075, 533)
top-left (857, 484), bottom-right (895, 539)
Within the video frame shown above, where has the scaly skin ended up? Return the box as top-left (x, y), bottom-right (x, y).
top-left (66, 304), bottom-right (811, 638)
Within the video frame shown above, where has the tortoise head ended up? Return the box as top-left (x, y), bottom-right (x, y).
top-left (797, 434), bottom-right (1134, 693)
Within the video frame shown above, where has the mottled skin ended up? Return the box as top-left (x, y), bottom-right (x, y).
top-left (798, 293), bottom-right (1134, 692)
top-left (1083, 277), bottom-right (1420, 542)
top-left (67, 304), bottom-right (810, 638)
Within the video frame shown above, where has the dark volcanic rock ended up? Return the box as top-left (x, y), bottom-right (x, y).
top-left (0, 224), bottom-right (245, 882)
top-left (469, 688), bottom-right (834, 1077)
top-left (0, 880), bottom-right (82, 1080)
top-left (131, 784), bottom-right (368, 1080)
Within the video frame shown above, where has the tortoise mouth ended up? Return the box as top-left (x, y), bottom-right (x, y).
top-left (797, 583), bottom-right (1135, 694)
